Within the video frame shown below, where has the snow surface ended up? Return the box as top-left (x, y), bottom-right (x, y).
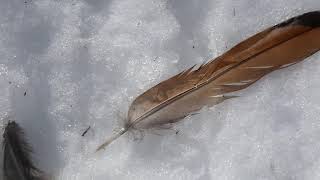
top-left (0, 0), bottom-right (320, 179)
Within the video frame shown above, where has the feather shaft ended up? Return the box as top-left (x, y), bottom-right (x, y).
top-left (96, 127), bottom-right (128, 152)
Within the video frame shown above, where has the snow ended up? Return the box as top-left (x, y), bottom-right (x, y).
top-left (0, 0), bottom-right (320, 179)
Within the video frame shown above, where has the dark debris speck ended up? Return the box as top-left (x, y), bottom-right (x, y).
top-left (82, 126), bottom-right (91, 137)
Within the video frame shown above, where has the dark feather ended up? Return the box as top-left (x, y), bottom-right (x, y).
top-left (2, 121), bottom-right (44, 180)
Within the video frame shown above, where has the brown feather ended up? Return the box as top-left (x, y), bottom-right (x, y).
top-left (97, 11), bottom-right (320, 151)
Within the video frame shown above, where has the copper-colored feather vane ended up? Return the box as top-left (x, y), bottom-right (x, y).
top-left (97, 11), bottom-right (320, 151)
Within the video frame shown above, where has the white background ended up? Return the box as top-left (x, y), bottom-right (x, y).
top-left (0, 0), bottom-right (320, 179)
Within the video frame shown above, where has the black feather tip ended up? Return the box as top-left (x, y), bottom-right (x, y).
top-left (276, 11), bottom-right (320, 28)
top-left (2, 121), bottom-right (43, 180)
